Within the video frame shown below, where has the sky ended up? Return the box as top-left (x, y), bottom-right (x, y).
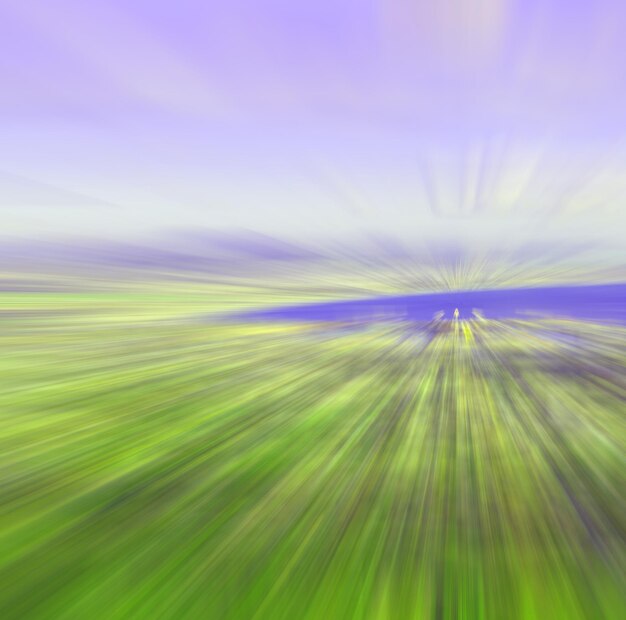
top-left (1, 0), bottom-right (626, 245)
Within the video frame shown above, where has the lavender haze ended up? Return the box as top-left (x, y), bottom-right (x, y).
top-left (1, 0), bottom-right (626, 249)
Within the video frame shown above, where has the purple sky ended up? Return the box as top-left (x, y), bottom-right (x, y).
top-left (2, 0), bottom-right (626, 244)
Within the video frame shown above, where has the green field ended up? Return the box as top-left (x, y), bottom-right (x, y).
top-left (1, 291), bottom-right (624, 619)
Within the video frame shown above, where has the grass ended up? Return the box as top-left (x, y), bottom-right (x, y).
top-left (0, 290), bottom-right (624, 619)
